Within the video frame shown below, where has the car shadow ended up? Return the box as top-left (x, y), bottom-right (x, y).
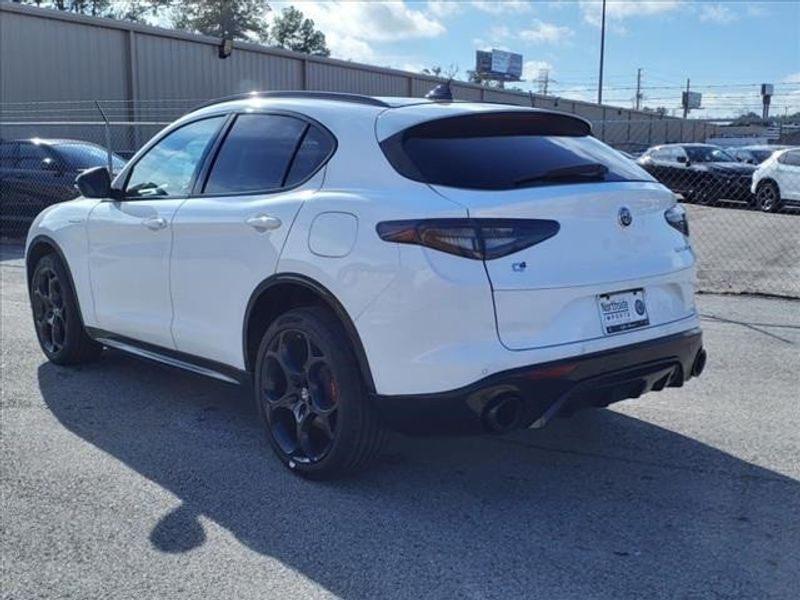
top-left (37, 353), bottom-right (798, 599)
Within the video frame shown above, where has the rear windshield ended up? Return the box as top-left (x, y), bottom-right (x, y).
top-left (380, 112), bottom-right (654, 190)
top-left (54, 143), bottom-right (125, 171)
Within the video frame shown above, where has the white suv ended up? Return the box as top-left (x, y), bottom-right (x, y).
top-left (751, 147), bottom-right (800, 212)
top-left (25, 92), bottom-right (705, 478)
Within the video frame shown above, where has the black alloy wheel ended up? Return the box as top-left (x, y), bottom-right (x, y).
top-left (29, 254), bottom-right (101, 365)
top-left (260, 328), bottom-right (339, 464)
top-left (31, 263), bottom-right (67, 355)
top-left (254, 307), bottom-right (383, 479)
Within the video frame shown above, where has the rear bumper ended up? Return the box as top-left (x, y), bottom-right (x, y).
top-left (373, 328), bottom-right (704, 435)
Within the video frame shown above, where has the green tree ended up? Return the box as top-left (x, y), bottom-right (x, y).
top-left (10, 0), bottom-right (168, 21)
top-left (422, 64), bottom-right (459, 79)
top-left (268, 6), bottom-right (329, 57)
top-left (173, 0), bottom-right (270, 42)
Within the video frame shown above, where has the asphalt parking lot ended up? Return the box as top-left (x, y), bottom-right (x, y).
top-left (2, 243), bottom-right (799, 600)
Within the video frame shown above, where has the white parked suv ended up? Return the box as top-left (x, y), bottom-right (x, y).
top-left (26, 91), bottom-right (705, 478)
top-left (751, 147), bottom-right (800, 212)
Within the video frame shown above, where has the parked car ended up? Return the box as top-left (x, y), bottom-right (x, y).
top-left (25, 91), bottom-right (705, 478)
top-left (751, 147), bottom-right (800, 212)
top-left (0, 138), bottom-right (125, 231)
top-left (637, 143), bottom-right (756, 205)
top-left (729, 145), bottom-right (792, 165)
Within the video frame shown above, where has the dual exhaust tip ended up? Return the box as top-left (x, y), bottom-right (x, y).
top-left (482, 348), bottom-right (707, 434)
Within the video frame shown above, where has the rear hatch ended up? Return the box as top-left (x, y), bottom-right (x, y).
top-left (434, 183), bottom-right (695, 350)
top-left (379, 108), bottom-right (696, 350)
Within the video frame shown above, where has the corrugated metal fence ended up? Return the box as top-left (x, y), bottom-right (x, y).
top-left (0, 1), bottom-right (717, 148)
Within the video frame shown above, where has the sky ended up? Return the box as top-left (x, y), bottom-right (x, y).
top-left (266, 1), bottom-right (800, 118)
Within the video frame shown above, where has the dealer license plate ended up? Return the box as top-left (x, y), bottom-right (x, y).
top-left (597, 289), bottom-right (649, 335)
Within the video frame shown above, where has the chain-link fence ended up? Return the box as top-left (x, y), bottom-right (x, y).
top-left (1, 101), bottom-right (798, 297)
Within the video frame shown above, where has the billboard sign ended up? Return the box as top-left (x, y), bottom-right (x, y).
top-left (475, 49), bottom-right (523, 81)
top-left (682, 91), bottom-right (702, 110)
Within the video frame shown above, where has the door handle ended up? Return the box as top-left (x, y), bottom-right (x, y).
top-left (142, 216), bottom-right (168, 231)
top-left (245, 214), bottom-right (282, 232)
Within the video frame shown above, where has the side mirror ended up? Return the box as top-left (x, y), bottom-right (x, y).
top-left (676, 155), bottom-right (687, 164)
top-left (75, 166), bottom-right (111, 198)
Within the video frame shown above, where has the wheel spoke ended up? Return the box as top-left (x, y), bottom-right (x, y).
top-left (313, 412), bottom-right (335, 440)
top-left (51, 316), bottom-right (65, 352)
top-left (295, 413), bottom-right (315, 458)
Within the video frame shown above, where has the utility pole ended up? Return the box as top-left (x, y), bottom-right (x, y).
top-left (597, 0), bottom-right (607, 104)
top-left (682, 78), bottom-right (690, 119)
top-left (537, 68), bottom-right (550, 95)
top-left (635, 68), bottom-right (643, 111)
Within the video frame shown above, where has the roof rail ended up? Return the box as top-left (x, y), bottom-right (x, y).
top-left (193, 91), bottom-right (391, 111)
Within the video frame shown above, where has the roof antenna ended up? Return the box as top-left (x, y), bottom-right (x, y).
top-left (425, 79), bottom-right (453, 102)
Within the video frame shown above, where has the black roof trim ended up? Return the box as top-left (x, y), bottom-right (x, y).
top-left (193, 91), bottom-right (391, 112)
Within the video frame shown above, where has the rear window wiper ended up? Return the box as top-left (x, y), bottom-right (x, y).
top-left (513, 163), bottom-right (609, 188)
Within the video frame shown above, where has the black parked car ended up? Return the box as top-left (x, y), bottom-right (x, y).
top-left (729, 145), bottom-right (791, 165)
top-left (637, 143), bottom-right (756, 205)
top-left (0, 138), bottom-right (125, 234)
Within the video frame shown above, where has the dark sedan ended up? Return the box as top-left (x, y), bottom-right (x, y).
top-left (0, 138), bottom-right (125, 235)
top-left (637, 143), bottom-right (756, 205)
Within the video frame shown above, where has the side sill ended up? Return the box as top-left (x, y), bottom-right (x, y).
top-left (86, 327), bottom-right (249, 386)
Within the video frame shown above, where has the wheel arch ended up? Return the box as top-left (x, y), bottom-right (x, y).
top-left (755, 177), bottom-right (780, 193)
top-left (242, 273), bottom-right (376, 393)
top-left (25, 234), bottom-right (89, 329)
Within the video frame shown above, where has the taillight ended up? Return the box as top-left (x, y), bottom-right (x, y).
top-left (376, 219), bottom-right (560, 260)
top-left (664, 205), bottom-right (689, 236)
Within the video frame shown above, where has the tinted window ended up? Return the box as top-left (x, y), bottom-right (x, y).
top-left (684, 146), bottom-right (736, 163)
top-left (382, 112), bottom-right (653, 190)
top-left (204, 114), bottom-right (307, 194)
top-left (54, 143), bottom-right (125, 171)
top-left (781, 150), bottom-right (800, 166)
top-left (126, 117), bottom-right (224, 198)
top-left (285, 125), bottom-right (334, 187)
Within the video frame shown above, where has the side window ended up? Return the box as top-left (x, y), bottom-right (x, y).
top-left (17, 143), bottom-right (49, 170)
top-left (782, 150), bottom-right (800, 166)
top-left (125, 117), bottom-right (224, 198)
top-left (285, 125), bottom-right (334, 187)
top-left (203, 114), bottom-right (307, 194)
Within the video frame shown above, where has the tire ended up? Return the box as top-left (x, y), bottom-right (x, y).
top-left (29, 253), bottom-right (102, 365)
top-left (253, 306), bottom-right (384, 479)
top-left (755, 181), bottom-right (782, 213)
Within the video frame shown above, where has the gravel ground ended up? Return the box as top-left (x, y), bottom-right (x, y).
top-left (2, 245), bottom-right (799, 600)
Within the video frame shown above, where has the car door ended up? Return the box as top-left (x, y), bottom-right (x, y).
top-left (777, 150), bottom-right (800, 200)
top-left (86, 116), bottom-right (226, 348)
top-left (0, 143), bottom-right (20, 228)
top-left (670, 147), bottom-right (693, 195)
top-left (5, 142), bottom-right (66, 222)
top-left (170, 113), bottom-right (334, 367)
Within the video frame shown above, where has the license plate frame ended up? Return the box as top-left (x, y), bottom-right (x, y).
top-left (597, 288), bottom-right (650, 335)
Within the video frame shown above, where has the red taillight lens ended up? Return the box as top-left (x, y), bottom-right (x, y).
top-left (376, 219), bottom-right (560, 260)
